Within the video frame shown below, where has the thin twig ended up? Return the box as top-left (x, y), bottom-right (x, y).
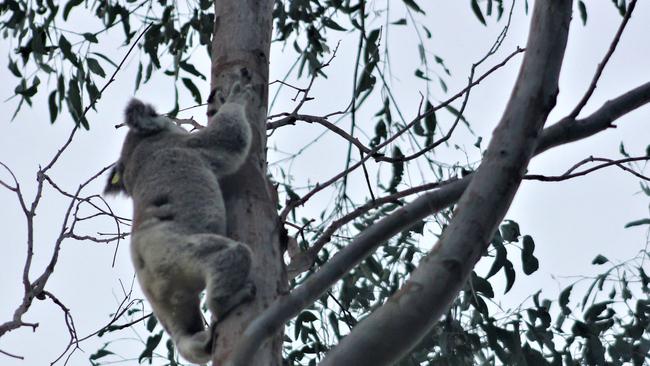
top-left (525, 156), bottom-right (650, 182)
top-left (0, 349), bottom-right (23, 360)
top-left (278, 47), bottom-right (524, 221)
top-left (568, 0), bottom-right (638, 118)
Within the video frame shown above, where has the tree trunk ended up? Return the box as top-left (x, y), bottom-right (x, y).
top-left (209, 1), bottom-right (285, 365)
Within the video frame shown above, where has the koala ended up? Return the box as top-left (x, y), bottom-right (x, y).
top-left (104, 82), bottom-right (256, 364)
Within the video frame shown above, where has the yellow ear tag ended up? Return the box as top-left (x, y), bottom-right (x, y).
top-left (111, 171), bottom-right (122, 185)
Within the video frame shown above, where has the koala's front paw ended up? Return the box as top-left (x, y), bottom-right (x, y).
top-left (225, 82), bottom-right (255, 106)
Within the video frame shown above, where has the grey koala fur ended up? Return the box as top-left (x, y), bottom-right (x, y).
top-left (104, 83), bottom-right (256, 364)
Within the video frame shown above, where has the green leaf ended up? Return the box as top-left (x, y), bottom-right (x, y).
top-left (63, 0), bottom-right (84, 20)
top-left (422, 25), bottom-right (432, 39)
top-left (146, 315), bottom-right (157, 332)
top-left (165, 339), bottom-right (178, 365)
top-left (323, 18), bottom-right (346, 31)
top-left (328, 312), bottom-right (341, 338)
top-left (402, 0), bottom-right (425, 14)
top-left (471, 0), bottom-right (487, 25)
top-left (624, 218), bottom-right (650, 228)
top-left (486, 241), bottom-right (506, 279)
top-left (48, 91), bottom-right (58, 123)
top-left (89, 348), bottom-right (114, 361)
top-left (87, 58), bottom-right (106, 78)
top-left (591, 254), bottom-right (608, 265)
top-left (134, 62), bottom-right (143, 92)
top-left (503, 259), bottom-right (515, 293)
top-left (583, 301), bottom-right (613, 322)
top-left (521, 235), bottom-right (539, 275)
top-left (438, 77), bottom-right (448, 93)
top-left (182, 77), bottom-right (202, 105)
top-left (15, 77), bottom-right (40, 98)
top-left (138, 331), bottom-right (163, 363)
top-left (391, 18), bottom-right (407, 25)
top-left (414, 69), bottom-right (431, 81)
top-left (424, 101), bottom-right (437, 137)
top-left (470, 272), bottom-right (494, 298)
top-left (578, 1), bottom-right (588, 25)
top-left (387, 147), bottom-right (404, 193)
top-left (500, 220), bottom-right (520, 242)
top-left (434, 55), bottom-right (451, 76)
top-left (559, 285), bottom-right (573, 315)
top-left (90, 52), bottom-right (118, 68)
top-left (8, 58), bottom-right (21, 77)
top-left (619, 141), bottom-right (629, 157)
top-left (445, 104), bottom-right (469, 126)
top-left (355, 72), bottom-right (376, 97)
top-left (58, 35), bottom-right (78, 66)
top-left (83, 32), bottom-right (99, 43)
top-left (179, 60), bottom-right (206, 80)
top-left (66, 78), bottom-right (88, 128)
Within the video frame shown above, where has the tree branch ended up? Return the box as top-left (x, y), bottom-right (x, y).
top-left (231, 74), bottom-right (650, 365)
top-left (277, 47), bottom-right (525, 221)
top-left (525, 156), bottom-right (650, 182)
top-left (537, 81), bottom-right (650, 154)
top-left (319, 0), bottom-right (573, 362)
top-left (567, 0), bottom-right (638, 119)
top-left (229, 2), bottom-right (575, 364)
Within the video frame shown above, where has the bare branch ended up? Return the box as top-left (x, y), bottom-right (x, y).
top-left (277, 47), bottom-right (525, 221)
top-left (318, 0), bottom-right (573, 362)
top-left (0, 349), bottom-right (23, 360)
top-left (538, 81), bottom-right (650, 154)
top-left (0, 25), bottom-right (145, 339)
top-left (228, 2), bottom-right (575, 364)
top-left (525, 156), bottom-right (650, 182)
top-left (568, 0), bottom-right (638, 119)
top-left (287, 179), bottom-right (454, 277)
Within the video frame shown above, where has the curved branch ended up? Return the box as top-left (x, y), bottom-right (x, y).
top-left (568, 0), bottom-right (638, 119)
top-left (319, 0), bottom-right (573, 363)
top-left (525, 156), bottom-right (650, 182)
top-left (231, 75), bottom-right (650, 366)
top-left (229, 9), bottom-right (650, 366)
top-left (277, 48), bottom-right (525, 221)
top-left (538, 80), bottom-right (650, 154)
top-left (228, 2), bottom-right (574, 365)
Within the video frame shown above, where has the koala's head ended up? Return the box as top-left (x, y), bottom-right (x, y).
top-left (104, 99), bottom-right (184, 195)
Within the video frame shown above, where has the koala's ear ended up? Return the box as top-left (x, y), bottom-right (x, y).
top-left (104, 164), bottom-right (127, 195)
top-left (125, 99), bottom-right (167, 135)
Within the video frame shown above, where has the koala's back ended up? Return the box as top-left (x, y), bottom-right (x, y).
top-left (127, 135), bottom-right (227, 235)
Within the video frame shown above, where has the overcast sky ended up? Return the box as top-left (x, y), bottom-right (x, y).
top-left (1, 1), bottom-right (649, 365)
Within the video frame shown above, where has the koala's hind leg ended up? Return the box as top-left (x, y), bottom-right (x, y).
top-left (190, 234), bottom-right (255, 321)
top-left (149, 294), bottom-right (212, 364)
top-left (131, 228), bottom-right (213, 363)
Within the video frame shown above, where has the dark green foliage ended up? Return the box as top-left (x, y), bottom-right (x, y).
top-left (1, 0), bottom-right (214, 125)
top-left (578, 1), bottom-right (588, 25)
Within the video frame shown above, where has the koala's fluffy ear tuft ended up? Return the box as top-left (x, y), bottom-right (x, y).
top-left (124, 99), bottom-right (166, 135)
top-left (104, 163), bottom-right (127, 195)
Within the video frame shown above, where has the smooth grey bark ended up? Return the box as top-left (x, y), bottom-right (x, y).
top-left (319, 1), bottom-right (573, 364)
top-left (208, 1), bottom-right (285, 365)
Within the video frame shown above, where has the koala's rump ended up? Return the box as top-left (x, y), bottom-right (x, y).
top-left (130, 146), bottom-right (227, 234)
